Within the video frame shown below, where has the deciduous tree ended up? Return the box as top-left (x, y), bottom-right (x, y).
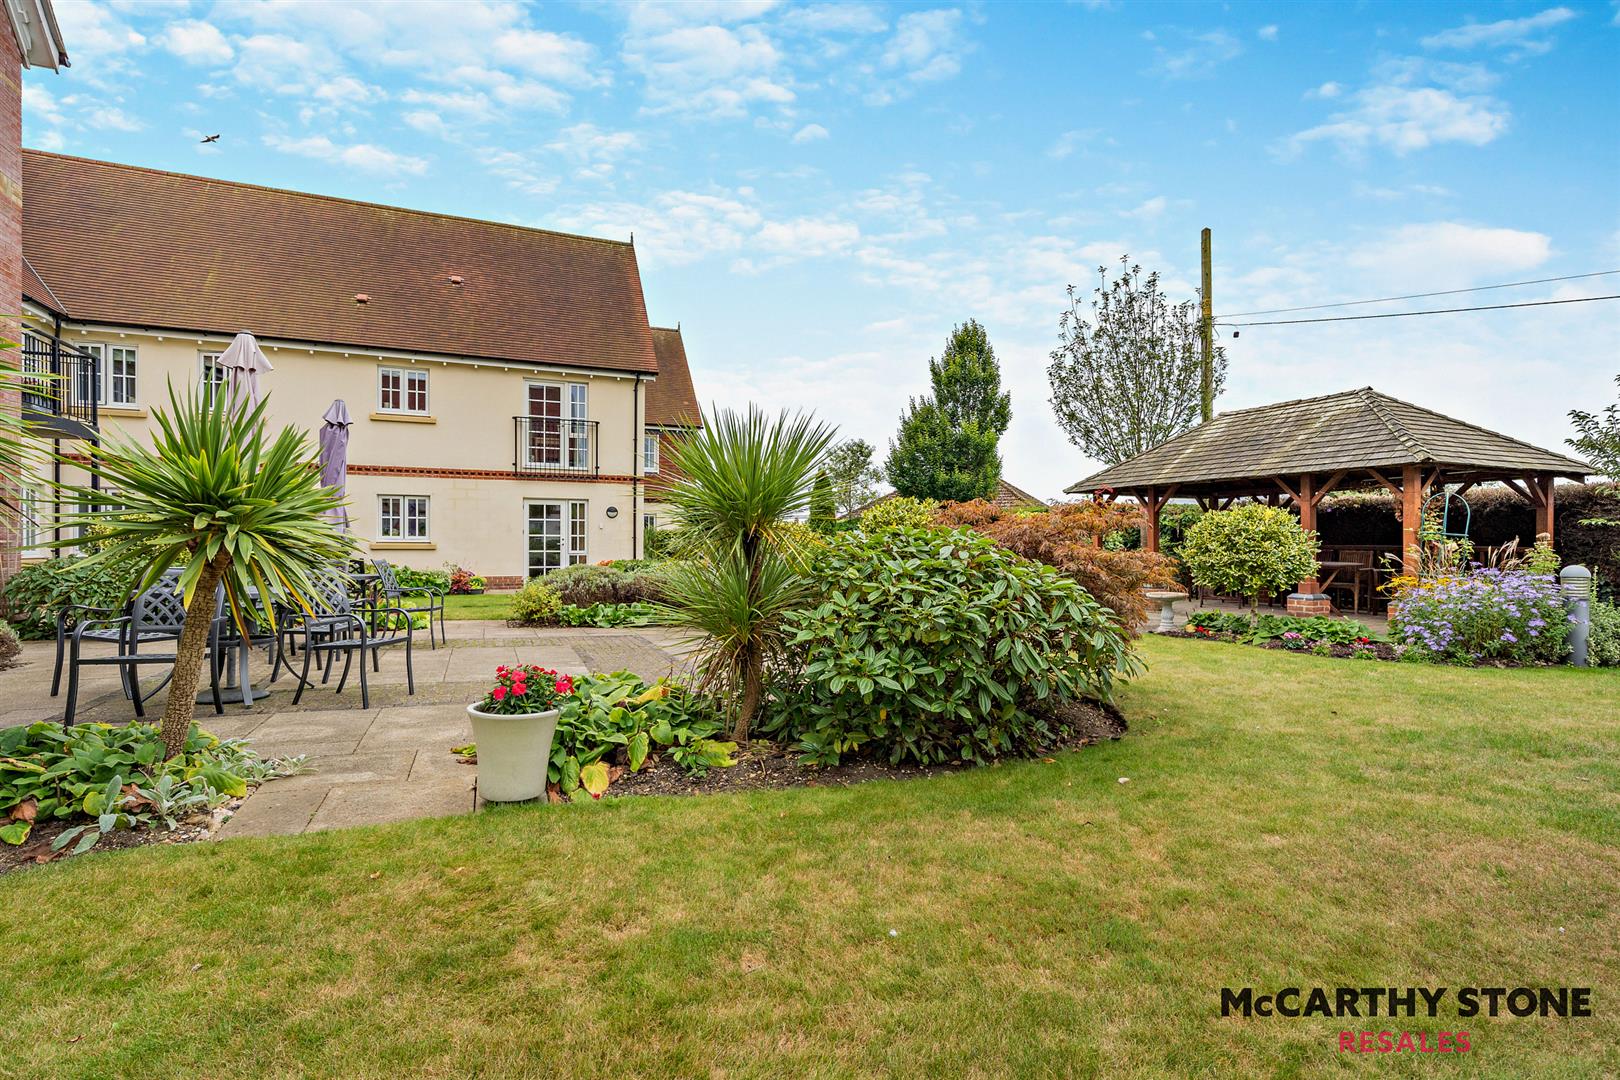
top-left (821, 438), bottom-right (882, 517)
top-left (1047, 257), bottom-right (1226, 466)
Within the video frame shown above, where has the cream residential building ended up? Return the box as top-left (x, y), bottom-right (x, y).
top-left (16, 151), bottom-right (700, 588)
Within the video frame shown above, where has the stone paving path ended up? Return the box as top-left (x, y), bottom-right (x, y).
top-left (0, 620), bottom-right (691, 838)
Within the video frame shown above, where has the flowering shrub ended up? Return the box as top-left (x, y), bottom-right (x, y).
top-left (476, 664), bottom-right (575, 715)
top-left (446, 565), bottom-right (487, 594)
top-left (1390, 569), bottom-right (1570, 665)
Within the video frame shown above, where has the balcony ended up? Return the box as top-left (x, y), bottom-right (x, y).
top-left (20, 331), bottom-right (99, 441)
top-left (513, 417), bottom-right (599, 478)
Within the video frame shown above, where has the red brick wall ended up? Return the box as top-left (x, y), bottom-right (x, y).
top-left (0, 27), bottom-right (25, 586)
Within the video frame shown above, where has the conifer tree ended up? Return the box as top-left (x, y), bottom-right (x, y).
top-left (885, 320), bottom-right (1010, 503)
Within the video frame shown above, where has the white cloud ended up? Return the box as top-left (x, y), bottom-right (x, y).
top-left (1121, 196), bottom-right (1169, 220)
top-left (263, 133), bottom-right (428, 175)
top-left (880, 8), bottom-right (970, 86)
top-left (755, 216), bottom-right (860, 256)
top-left (1422, 7), bottom-right (1577, 56)
top-left (545, 123), bottom-right (640, 179)
top-left (1282, 61), bottom-right (1509, 158)
top-left (1151, 29), bottom-right (1242, 79)
top-left (1257, 24), bottom-right (1279, 42)
top-left (782, 4), bottom-right (887, 34)
top-left (1047, 129), bottom-right (1101, 160)
top-left (1309, 81), bottom-right (1343, 98)
top-left (159, 19), bottom-right (234, 65)
top-left (623, 22), bottom-right (793, 117)
top-left (1345, 222), bottom-right (1551, 289)
top-left (791, 122), bottom-right (829, 143)
top-left (489, 29), bottom-right (604, 85)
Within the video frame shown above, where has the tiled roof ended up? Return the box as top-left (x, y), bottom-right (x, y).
top-left (647, 326), bottom-right (701, 426)
top-left (20, 150), bottom-right (659, 374)
top-left (1067, 387), bottom-right (1589, 493)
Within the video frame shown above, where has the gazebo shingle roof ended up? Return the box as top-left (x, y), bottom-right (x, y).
top-left (1066, 387), bottom-right (1588, 494)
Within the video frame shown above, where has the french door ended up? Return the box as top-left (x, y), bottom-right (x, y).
top-left (527, 500), bottom-right (588, 576)
top-left (525, 382), bottom-right (589, 469)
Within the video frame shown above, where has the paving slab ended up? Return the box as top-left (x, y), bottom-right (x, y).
top-left (0, 626), bottom-right (684, 836)
top-left (306, 777), bottom-right (475, 832)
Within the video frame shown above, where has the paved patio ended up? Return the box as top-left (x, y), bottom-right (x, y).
top-left (0, 620), bottom-right (692, 838)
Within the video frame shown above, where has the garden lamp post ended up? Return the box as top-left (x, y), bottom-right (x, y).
top-left (1560, 564), bottom-right (1592, 668)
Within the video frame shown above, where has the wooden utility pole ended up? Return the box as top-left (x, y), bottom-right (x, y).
top-left (1199, 227), bottom-right (1214, 423)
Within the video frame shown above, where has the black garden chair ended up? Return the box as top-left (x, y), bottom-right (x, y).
top-left (278, 568), bottom-right (415, 709)
top-left (62, 575), bottom-right (226, 725)
top-left (371, 559), bottom-right (447, 648)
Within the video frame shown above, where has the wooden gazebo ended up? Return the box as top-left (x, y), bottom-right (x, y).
top-left (1065, 387), bottom-right (1589, 614)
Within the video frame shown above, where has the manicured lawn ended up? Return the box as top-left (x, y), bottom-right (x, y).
top-left (3, 638), bottom-right (1617, 1078)
top-left (443, 592), bottom-right (514, 620)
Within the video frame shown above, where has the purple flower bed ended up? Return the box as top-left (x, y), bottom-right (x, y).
top-left (1389, 569), bottom-right (1571, 666)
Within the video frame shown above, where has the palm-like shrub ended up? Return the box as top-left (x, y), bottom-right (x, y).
top-left (1178, 504), bottom-right (1318, 610)
top-left (658, 405), bottom-right (836, 741)
top-left (60, 384), bottom-right (352, 756)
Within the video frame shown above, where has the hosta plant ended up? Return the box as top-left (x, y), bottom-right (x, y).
top-left (0, 720), bottom-right (300, 853)
top-left (549, 671), bottom-right (734, 798)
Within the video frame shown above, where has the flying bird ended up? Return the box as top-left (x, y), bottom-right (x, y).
top-left (200, 134), bottom-right (220, 144)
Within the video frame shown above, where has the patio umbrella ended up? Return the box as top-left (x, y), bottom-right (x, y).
top-left (319, 399), bottom-right (353, 530)
top-left (217, 331), bottom-right (274, 409)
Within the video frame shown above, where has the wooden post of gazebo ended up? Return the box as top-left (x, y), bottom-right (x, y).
top-left (1286, 472), bottom-right (1330, 616)
top-left (1401, 465), bottom-right (1423, 575)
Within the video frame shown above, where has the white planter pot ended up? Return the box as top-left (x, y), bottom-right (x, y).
top-left (466, 704), bottom-right (560, 803)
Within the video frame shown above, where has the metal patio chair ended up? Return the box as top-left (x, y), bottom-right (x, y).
top-left (278, 568), bottom-right (415, 709)
top-left (371, 558), bottom-right (447, 648)
top-left (62, 575), bottom-right (226, 725)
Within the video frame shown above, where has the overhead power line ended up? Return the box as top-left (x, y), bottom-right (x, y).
top-left (1217, 294), bottom-right (1620, 328)
top-left (1217, 269), bottom-right (1620, 319)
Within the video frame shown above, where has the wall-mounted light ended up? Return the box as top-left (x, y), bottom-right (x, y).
top-left (605, 506), bottom-right (619, 519)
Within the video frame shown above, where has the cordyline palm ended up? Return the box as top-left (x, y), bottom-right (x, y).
top-left (57, 382), bottom-right (353, 757)
top-left (660, 405), bottom-right (836, 742)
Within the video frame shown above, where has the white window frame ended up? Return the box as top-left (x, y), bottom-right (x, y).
top-left (643, 430), bottom-right (660, 473)
top-left (199, 351), bottom-right (228, 404)
top-left (642, 512), bottom-right (656, 534)
top-left (20, 487), bottom-right (41, 550)
top-left (378, 365), bottom-right (429, 415)
top-left (75, 342), bottom-right (136, 407)
top-left (525, 499), bottom-right (588, 576)
top-left (378, 494), bottom-right (431, 541)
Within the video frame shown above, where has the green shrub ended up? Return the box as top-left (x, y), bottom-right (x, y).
top-left (642, 524), bottom-right (680, 560)
top-left (765, 527), bottom-right (1139, 766)
top-left (545, 562), bottom-right (680, 606)
top-left (1586, 600), bottom-right (1620, 667)
top-left (0, 721), bottom-right (300, 852)
top-left (1184, 610), bottom-right (1376, 645)
top-left (510, 579), bottom-right (563, 625)
top-left (856, 496), bottom-right (939, 533)
top-left (1179, 504), bottom-right (1319, 609)
top-left (0, 620), bottom-right (19, 670)
top-left (0, 556), bottom-right (139, 640)
top-left (394, 566), bottom-right (451, 593)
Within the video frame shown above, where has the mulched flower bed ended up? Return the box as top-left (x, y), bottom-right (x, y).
top-left (489, 697), bottom-right (1129, 802)
top-left (0, 798), bottom-right (246, 876)
top-left (1161, 629), bottom-right (1403, 661)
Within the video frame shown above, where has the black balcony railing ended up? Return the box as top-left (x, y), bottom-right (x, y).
top-left (514, 417), bottom-right (598, 477)
top-left (20, 331), bottom-right (99, 438)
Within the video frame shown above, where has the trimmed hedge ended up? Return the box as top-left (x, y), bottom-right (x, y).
top-left (1317, 483), bottom-right (1619, 596)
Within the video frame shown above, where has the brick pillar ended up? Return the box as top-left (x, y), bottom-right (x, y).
top-left (1287, 473), bottom-right (1328, 615)
top-left (0, 51), bottom-right (25, 588)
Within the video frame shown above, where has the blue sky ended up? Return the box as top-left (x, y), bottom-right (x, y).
top-left (24, 1), bottom-right (1620, 497)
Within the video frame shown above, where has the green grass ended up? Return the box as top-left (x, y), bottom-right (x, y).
top-left (443, 592), bottom-right (514, 620)
top-left (3, 637), bottom-right (1617, 1078)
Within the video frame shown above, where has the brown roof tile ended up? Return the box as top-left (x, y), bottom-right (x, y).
top-left (646, 326), bottom-right (701, 426)
top-left (21, 150), bottom-right (659, 374)
top-left (1066, 387), bottom-right (1590, 494)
